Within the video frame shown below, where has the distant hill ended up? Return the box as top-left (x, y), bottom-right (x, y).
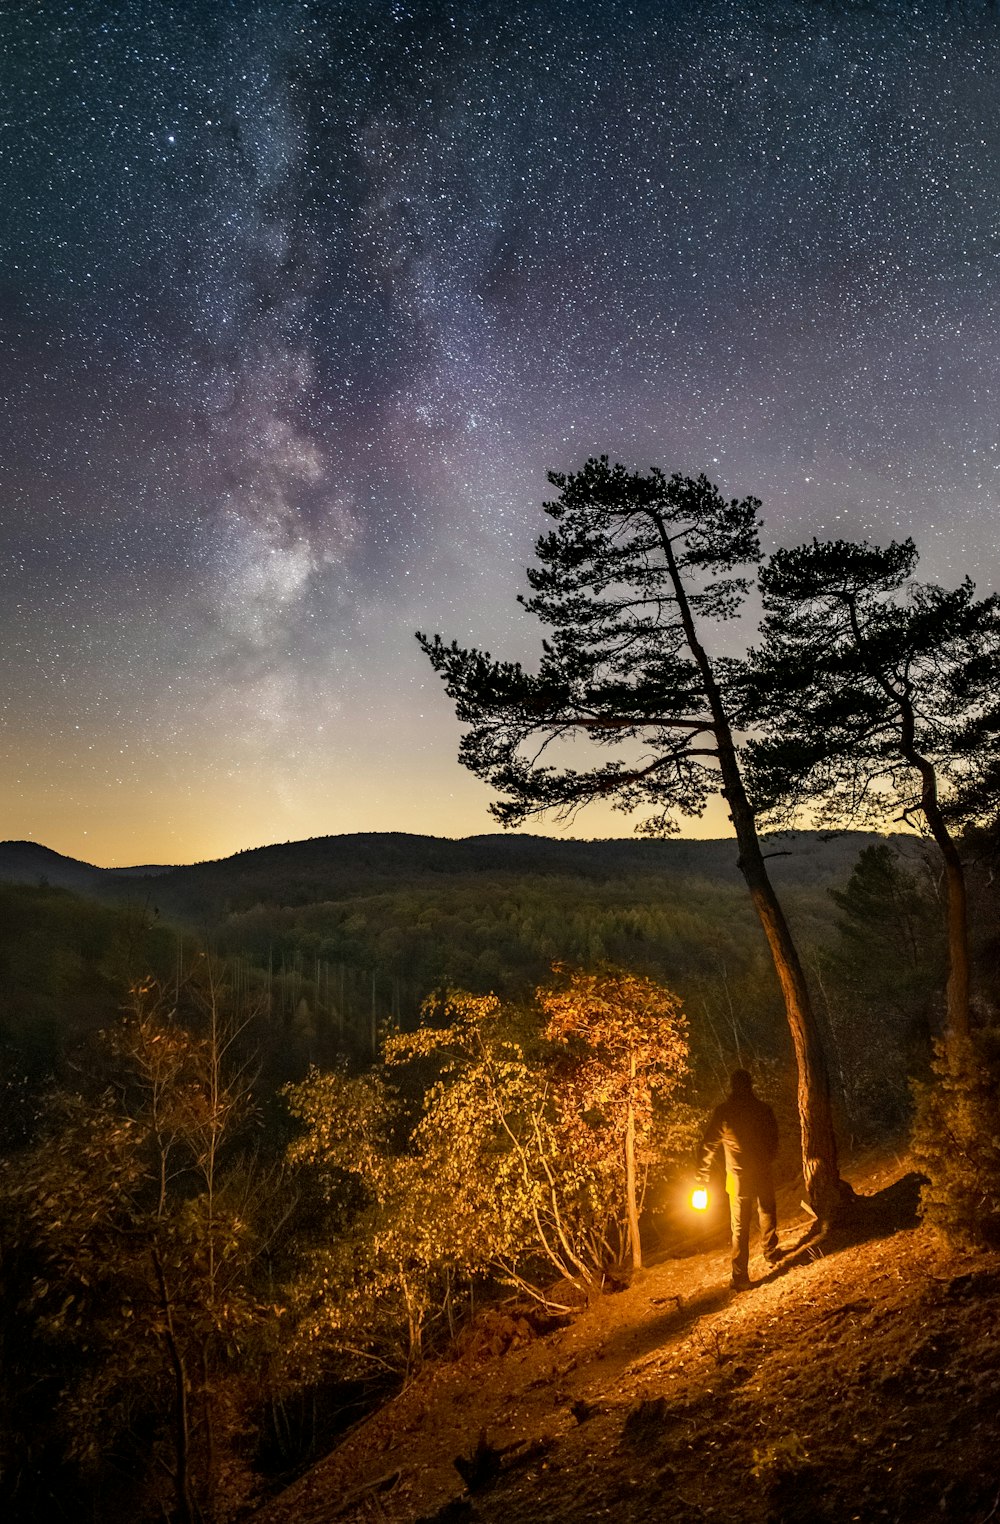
top-left (0, 842), bottom-right (106, 893)
top-left (0, 830), bottom-right (918, 923)
top-left (0, 841), bottom-right (171, 894)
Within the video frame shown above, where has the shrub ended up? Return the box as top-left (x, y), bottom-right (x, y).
top-left (911, 1027), bottom-right (1000, 1246)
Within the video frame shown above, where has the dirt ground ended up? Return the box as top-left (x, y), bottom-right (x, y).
top-left (254, 1155), bottom-right (1000, 1524)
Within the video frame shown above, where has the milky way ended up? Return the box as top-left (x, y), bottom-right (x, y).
top-left (3, 0), bottom-right (1000, 862)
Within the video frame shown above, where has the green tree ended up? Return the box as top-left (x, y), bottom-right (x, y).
top-left (816, 845), bottom-right (944, 1133)
top-left (828, 844), bottom-right (944, 1034)
top-left (419, 459), bottom-right (849, 1220)
top-left (911, 1026), bottom-right (1000, 1246)
top-left (745, 538), bottom-right (1000, 1048)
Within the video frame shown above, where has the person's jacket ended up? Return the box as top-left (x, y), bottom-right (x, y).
top-left (697, 1092), bottom-right (778, 1182)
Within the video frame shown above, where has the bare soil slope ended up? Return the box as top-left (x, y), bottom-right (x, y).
top-left (255, 1157), bottom-right (1000, 1523)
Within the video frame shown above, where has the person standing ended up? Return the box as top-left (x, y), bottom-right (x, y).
top-left (696, 1068), bottom-right (781, 1290)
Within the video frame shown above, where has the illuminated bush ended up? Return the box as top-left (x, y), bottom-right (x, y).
top-left (282, 971), bottom-right (696, 1372)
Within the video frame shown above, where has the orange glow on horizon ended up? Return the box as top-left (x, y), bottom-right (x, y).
top-left (3, 753), bottom-right (739, 868)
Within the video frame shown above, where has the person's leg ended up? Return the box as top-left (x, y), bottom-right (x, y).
top-left (730, 1188), bottom-right (752, 1284)
top-left (757, 1168), bottom-right (780, 1262)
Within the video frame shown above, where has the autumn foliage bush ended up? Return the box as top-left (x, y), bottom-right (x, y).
top-left (282, 969), bottom-right (698, 1374)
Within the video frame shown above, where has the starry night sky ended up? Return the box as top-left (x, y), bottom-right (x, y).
top-left (3, 0), bottom-right (1000, 865)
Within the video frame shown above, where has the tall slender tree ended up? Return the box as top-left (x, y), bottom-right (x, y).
top-left (744, 537), bottom-right (1000, 1049)
top-left (419, 458), bottom-right (850, 1221)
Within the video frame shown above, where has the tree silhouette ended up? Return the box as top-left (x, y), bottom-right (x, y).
top-left (419, 458), bottom-right (850, 1221)
top-left (745, 538), bottom-right (1000, 1048)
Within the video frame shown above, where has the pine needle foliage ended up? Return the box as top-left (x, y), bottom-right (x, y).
top-left (746, 536), bottom-right (1000, 1043)
top-left (747, 538), bottom-right (1000, 833)
top-left (418, 458), bottom-right (760, 834)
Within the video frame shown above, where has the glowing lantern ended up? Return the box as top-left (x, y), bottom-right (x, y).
top-left (691, 1187), bottom-right (708, 1211)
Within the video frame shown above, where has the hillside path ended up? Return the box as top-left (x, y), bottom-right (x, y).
top-left (255, 1156), bottom-right (1000, 1523)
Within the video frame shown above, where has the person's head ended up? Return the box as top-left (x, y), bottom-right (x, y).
top-left (729, 1067), bottom-right (754, 1099)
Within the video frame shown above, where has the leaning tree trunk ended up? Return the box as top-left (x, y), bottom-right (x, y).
top-left (845, 602), bottom-right (971, 1049)
top-left (898, 711), bottom-right (971, 1049)
top-left (654, 512), bottom-right (849, 1225)
top-left (724, 763), bottom-right (848, 1224)
top-left (922, 802), bottom-right (971, 1051)
top-left (941, 845), bottom-right (971, 1048)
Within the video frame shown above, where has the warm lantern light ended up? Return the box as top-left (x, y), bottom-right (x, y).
top-left (691, 1188), bottom-right (708, 1211)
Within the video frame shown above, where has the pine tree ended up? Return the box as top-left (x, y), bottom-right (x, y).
top-left (419, 458), bottom-right (850, 1221)
top-left (745, 538), bottom-right (1000, 1049)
